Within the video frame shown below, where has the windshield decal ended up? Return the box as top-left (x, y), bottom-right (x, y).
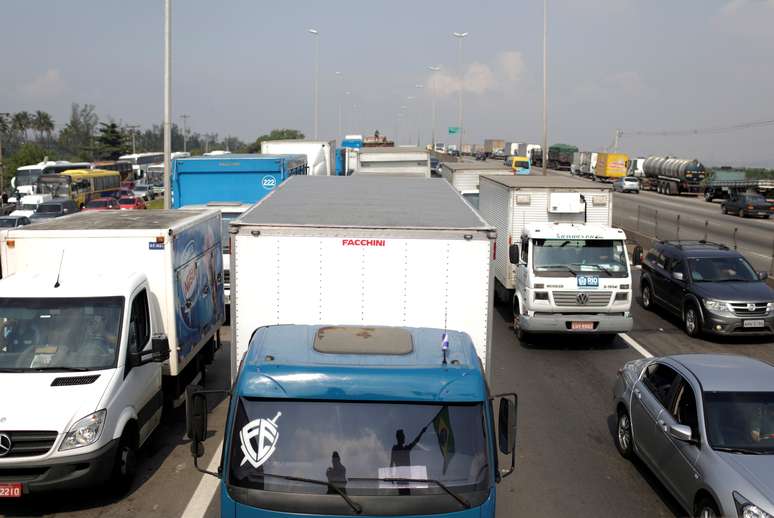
top-left (240, 412), bottom-right (282, 469)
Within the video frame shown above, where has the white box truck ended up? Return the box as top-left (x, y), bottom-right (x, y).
top-left (230, 175), bottom-right (496, 379)
top-left (0, 210), bottom-right (225, 493)
top-left (478, 175), bottom-right (633, 341)
top-left (354, 146), bottom-right (431, 177)
top-left (260, 140), bottom-right (335, 176)
top-left (439, 161), bottom-right (514, 208)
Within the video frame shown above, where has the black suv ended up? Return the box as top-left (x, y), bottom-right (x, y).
top-left (30, 199), bottom-right (79, 221)
top-left (640, 240), bottom-right (774, 337)
top-left (721, 192), bottom-right (772, 219)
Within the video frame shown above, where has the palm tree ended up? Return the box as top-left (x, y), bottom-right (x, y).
top-left (12, 111), bottom-right (32, 142)
top-left (33, 110), bottom-right (55, 142)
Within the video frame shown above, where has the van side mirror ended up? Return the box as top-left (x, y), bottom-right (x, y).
top-left (758, 271), bottom-right (769, 281)
top-left (494, 392), bottom-right (518, 480)
top-left (152, 336), bottom-right (170, 362)
top-left (509, 244), bottom-right (520, 265)
top-left (186, 386), bottom-right (208, 457)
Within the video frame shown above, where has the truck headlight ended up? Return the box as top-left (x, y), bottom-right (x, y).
top-left (734, 492), bottom-right (773, 518)
top-left (59, 410), bottom-right (106, 451)
top-left (704, 299), bottom-right (733, 316)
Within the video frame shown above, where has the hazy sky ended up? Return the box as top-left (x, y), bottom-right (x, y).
top-left (2, 0), bottom-right (773, 166)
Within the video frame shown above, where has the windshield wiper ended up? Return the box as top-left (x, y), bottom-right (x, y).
top-left (537, 264), bottom-right (577, 276)
top-left (350, 477), bottom-right (471, 509)
top-left (571, 263), bottom-right (614, 276)
top-left (713, 446), bottom-right (771, 455)
top-left (30, 366), bottom-right (90, 372)
top-left (257, 472), bottom-right (362, 514)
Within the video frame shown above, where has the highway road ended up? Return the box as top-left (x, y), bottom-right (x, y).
top-left (7, 268), bottom-right (772, 518)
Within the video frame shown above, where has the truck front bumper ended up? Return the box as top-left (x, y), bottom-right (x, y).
top-left (0, 439), bottom-right (118, 494)
top-left (521, 313), bottom-right (634, 334)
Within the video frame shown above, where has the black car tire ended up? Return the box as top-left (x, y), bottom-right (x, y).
top-left (640, 282), bottom-right (654, 311)
top-left (684, 303), bottom-right (702, 338)
top-left (615, 409), bottom-right (634, 459)
top-left (721, 205), bottom-right (728, 214)
top-left (111, 430), bottom-right (138, 494)
top-left (738, 209), bottom-right (746, 218)
top-left (695, 497), bottom-right (720, 518)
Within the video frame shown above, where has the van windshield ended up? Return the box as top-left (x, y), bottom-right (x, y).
top-left (0, 297), bottom-right (123, 371)
top-left (228, 399), bottom-right (489, 503)
top-left (533, 239), bottom-right (628, 277)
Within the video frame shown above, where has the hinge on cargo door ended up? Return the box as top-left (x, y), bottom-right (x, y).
top-left (250, 230), bottom-right (261, 237)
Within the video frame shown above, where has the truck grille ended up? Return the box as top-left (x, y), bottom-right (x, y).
top-left (0, 431), bottom-right (58, 458)
top-left (552, 291), bottom-right (612, 307)
top-left (729, 302), bottom-right (768, 316)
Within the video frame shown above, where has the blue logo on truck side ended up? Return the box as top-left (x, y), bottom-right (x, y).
top-left (262, 176), bottom-right (277, 190)
top-left (149, 242), bottom-right (165, 250)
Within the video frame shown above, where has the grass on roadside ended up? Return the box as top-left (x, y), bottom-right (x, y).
top-left (147, 197), bottom-right (164, 209)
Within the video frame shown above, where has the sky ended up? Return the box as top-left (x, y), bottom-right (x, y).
top-left (2, 0), bottom-right (774, 166)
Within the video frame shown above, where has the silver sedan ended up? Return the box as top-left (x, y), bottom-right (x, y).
top-left (613, 354), bottom-right (774, 518)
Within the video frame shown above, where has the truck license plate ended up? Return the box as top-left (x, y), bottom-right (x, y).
top-left (577, 275), bottom-right (599, 288)
top-left (0, 483), bottom-right (22, 498)
top-left (743, 319), bottom-right (765, 328)
top-left (571, 321), bottom-right (594, 330)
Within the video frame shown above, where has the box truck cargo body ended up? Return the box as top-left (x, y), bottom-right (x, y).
top-left (260, 140), bottom-right (335, 176)
top-left (354, 146), bottom-right (431, 177)
top-left (594, 153), bottom-right (629, 182)
top-left (230, 176), bottom-right (496, 380)
top-left (0, 210), bottom-right (225, 492)
top-left (439, 161), bottom-right (514, 208)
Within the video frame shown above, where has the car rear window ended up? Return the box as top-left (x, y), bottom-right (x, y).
top-left (37, 204), bottom-right (62, 213)
top-left (625, 176), bottom-right (638, 181)
top-left (118, 197), bottom-right (135, 204)
top-left (87, 200), bottom-right (109, 208)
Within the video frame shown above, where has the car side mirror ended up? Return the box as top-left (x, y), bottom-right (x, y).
top-left (672, 271), bottom-right (684, 282)
top-left (186, 386), bottom-right (208, 458)
top-left (509, 244), bottom-right (520, 265)
top-left (758, 271), bottom-right (769, 281)
top-left (669, 423), bottom-right (693, 442)
top-left (498, 397), bottom-right (517, 455)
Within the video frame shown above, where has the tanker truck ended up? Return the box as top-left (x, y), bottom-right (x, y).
top-left (641, 156), bottom-right (706, 195)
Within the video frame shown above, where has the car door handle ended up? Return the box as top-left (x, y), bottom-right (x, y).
top-left (658, 419), bottom-right (668, 432)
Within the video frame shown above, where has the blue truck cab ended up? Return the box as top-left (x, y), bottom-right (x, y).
top-left (187, 325), bottom-right (517, 517)
top-left (171, 154), bottom-right (307, 208)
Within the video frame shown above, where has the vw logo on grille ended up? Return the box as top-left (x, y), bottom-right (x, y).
top-left (576, 292), bottom-right (589, 305)
top-left (747, 303), bottom-right (757, 311)
top-left (0, 433), bottom-right (11, 457)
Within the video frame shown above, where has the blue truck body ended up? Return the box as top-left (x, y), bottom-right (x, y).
top-left (204, 324), bottom-right (516, 518)
top-left (171, 154), bottom-right (307, 208)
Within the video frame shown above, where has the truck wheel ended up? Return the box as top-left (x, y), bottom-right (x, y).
top-left (512, 297), bottom-right (529, 343)
top-left (111, 430), bottom-right (138, 494)
top-left (615, 409), bottom-right (634, 459)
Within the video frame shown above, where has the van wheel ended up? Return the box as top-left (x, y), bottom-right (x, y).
top-left (111, 430), bottom-right (138, 494)
top-left (684, 304), bottom-right (702, 338)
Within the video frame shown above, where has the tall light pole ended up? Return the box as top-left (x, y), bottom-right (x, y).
top-left (414, 84), bottom-right (424, 147)
top-left (308, 29), bottom-right (320, 139)
top-left (163, 0), bottom-right (172, 209)
top-left (335, 71), bottom-right (343, 137)
top-left (453, 32), bottom-right (468, 154)
top-left (428, 66), bottom-right (440, 150)
top-left (542, 0), bottom-right (548, 176)
top-left (180, 114), bottom-right (190, 153)
top-left (0, 113), bottom-right (8, 196)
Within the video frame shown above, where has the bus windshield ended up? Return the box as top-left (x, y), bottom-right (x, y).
top-left (0, 297), bottom-right (123, 371)
top-left (36, 177), bottom-right (69, 198)
top-left (14, 168), bottom-right (43, 187)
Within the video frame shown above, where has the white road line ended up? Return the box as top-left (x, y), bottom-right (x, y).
top-left (180, 441), bottom-right (223, 518)
top-left (619, 332), bottom-right (653, 358)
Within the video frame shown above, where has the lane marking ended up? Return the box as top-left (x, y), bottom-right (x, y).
top-left (619, 333), bottom-right (653, 358)
top-left (180, 441), bottom-right (223, 518)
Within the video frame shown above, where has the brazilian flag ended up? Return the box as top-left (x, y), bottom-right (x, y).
top-left (432, 406), bottom-right (455, 473)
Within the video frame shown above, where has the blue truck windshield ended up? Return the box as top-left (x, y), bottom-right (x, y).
top-left (228, 399), bottom-right (490, 499)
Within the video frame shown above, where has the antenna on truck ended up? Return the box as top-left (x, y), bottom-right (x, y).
top-left (54, 251), bottom-right (65, 288)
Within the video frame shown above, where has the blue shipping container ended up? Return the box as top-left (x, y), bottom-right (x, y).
top-left (171, 154), bottom-right (307, 208)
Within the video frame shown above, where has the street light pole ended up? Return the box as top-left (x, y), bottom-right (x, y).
top-left (335, 71), bottom-right (343, 137)
top-left (308, 29), bottom-right (320, 139)
top-left (163, 0), bottom-right (172, 209)
top-left (453, 32), bottom-right (468, 155)
top-left (180, 114), bottom-right (190, 153)
top-left (542, 0), bottom-right (548, 176)
top-left (414, 84), bottom-right (425, 147)
top-left (428, 66), bottom-right (440, 150)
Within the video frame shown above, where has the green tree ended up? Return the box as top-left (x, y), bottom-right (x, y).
top-left (95, 122), bottom-right (128, 159)
top-left (12, 111), bottom-right (32, 142)
top-left (32, 110), bottom-right (55, 142)
top-left (58, 103), bottom-right (99, 160)
top-left (247, 129), bottom-right (305, 153)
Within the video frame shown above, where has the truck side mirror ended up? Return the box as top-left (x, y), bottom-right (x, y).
top-left (152, 336), bottom-right (170, 362)
top-left (509, 244), bottom-right (520, 265)
top-left (186, 386), bottom-right (208, 457)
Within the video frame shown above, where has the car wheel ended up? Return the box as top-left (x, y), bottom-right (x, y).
top-left (738, 209), bottom-right (745, 218)
top-left (111, 430), bottom-right (138, 494)
top-left (615, 409), bottom-right (634, 459)
top-left (641, 282), bottom-right (654, 311)
top-left (721, 205), bottom-right (728, 214)
top-left (684, 304), bottom-right (702, 338)
top-left (695, 498), bottom-right (720, 518)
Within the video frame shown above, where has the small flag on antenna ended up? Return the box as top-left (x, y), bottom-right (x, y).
top-left (441, 333), bottom-right (449, 351)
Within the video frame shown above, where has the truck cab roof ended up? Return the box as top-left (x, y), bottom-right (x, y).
top-left (0, 269), bottom-right (145, 299)
top-left (237, 325), bottom-right (487, 403)
top-left (523, 222), bottom-right (626, 240)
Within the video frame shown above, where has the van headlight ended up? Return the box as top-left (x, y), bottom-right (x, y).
top-left (59, 410), bottom-right (106, 451)
top-left (703, 299), bottom-right (733, 316)
top-left (734, 492), bottom-right (773, 518)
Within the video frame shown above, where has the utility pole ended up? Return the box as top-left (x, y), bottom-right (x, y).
top-left (613, 129), bottom-right (622, 151)
top-left (453, 32), bottom-right (468, 154)
top-left (542, 0), bottom-right (548, 176)
top-left (0, 112), bottom-right (8, 197)
top-left (428, 66), bottom-right (440, 150)
top-left (163, 0), bottom-right (172, 209)
top-left (308, 29), bottom-right (320, 139)
top-left (180, 114), bottom-right (190, 153)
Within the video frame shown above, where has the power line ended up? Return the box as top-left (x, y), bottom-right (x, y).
top-left (620, 118), bottom-right (774, 138)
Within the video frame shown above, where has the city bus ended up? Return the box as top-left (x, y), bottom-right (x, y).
top-left (36, 169), bottom-right (121, 208)
top-left (93, 160), bottom-right (134, 182)
top-left (118, 152), bottom-right (164, 179)
top-left (11, 161), bottom-right (92, 198)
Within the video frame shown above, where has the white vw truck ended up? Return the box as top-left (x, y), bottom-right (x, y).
top-left (0, 209), bottom-right (225, 495)
top-left (478, 175), bottom-right (633, 341)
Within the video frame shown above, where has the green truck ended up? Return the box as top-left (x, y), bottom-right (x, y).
top-left (547, 144), bottom-right (578, 171)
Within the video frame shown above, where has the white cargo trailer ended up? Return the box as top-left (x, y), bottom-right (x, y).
top-left (231, 176), bottom-right (496, 379)
top-left (354, 146), bottom-right (431, 177)
top-left (260, 140), bottom-right (335, 176)
top-left (438, 161), bottom-right (514, 208)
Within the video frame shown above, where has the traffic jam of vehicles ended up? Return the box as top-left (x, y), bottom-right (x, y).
top-left (0, 136), bottom-right (773, 518)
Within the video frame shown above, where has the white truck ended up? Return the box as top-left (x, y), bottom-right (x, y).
top-left (0, 209), bottom-right (225, 494)
top-left (260, 140), bottom-right (335, 176)
top-left (438, 161), bottom-right (514, 208)
top-left (10, 194), bottom-right (53, 218)
top-left (229, 175), bottom-right (496, 379)
top-left (478, 175), bottom-right (633, 341)
top-left (353, 146), bottom-right (431, 177)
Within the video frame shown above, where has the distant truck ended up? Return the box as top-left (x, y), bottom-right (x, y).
top-left (642, 156), bottom-right (706, 195)
top-left (594, 153), bottom-right (629, 182)
top-left (503, 142), bottom-right (522, 156)
top-left (478, 175), bottom-right (632, 342)
top-left (260, 140), bottom-right (335, 176)
top-left (702, 169), bottom-right (774, 202)
top-left (0, 209), bottom-right (224, 493)
top-left (439, 161), bottom-right (514, 208)
top-left (187, 324), bottom-right (517, 518)
top-left (354, 146), bottom-right (431, 177)
top-left (546, 144), bottom-right (578, 170)
top-left (228, 175), bottom-right (496, 380)
top-left (484, 139), bottom-right (505, 156)
top-left (627, 157), bottom-right (645, 177)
